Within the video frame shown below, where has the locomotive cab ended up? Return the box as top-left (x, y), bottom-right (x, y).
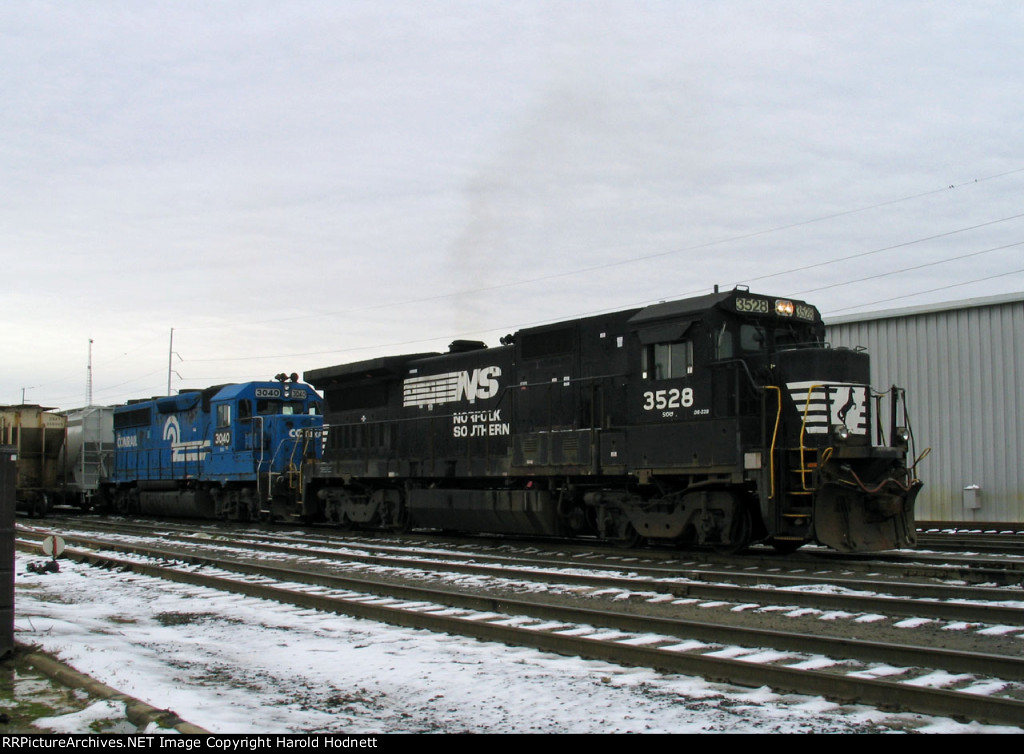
top-left (622, 288), bottom-right (920, 552)
top-left (207, 377), bottom-right (324, 519)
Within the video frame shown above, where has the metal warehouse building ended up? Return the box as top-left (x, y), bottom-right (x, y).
top-left (825, 292), bottom-right (1024, 523)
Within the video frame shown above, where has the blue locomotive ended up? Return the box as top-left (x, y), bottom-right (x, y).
top-left (104, 375), bottom-right (323, 520)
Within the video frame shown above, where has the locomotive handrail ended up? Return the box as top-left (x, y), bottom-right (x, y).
top-left (252, 416), bottom-right (268, 506)
top-left (797, 383), bottom-right (825, 491)
top-left (709, 357), bottom-right (762, 395)
top-left (764, 386), bottom-right (782, 500)
top-left (911, 447), bottom-right (931, 475)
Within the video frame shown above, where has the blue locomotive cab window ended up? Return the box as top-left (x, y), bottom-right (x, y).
top-left (257, 400), bottom-right (279, 415)
top-left (216, 404), bottom-right (231, 427)
top-left (255, 399), bottom-right (314, 415)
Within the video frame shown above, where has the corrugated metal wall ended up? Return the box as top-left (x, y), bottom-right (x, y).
top-left (825, 294), bottom-right (1024, 522)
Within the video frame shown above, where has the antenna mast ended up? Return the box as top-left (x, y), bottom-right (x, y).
top-left (87, 338), bottom-right (94, 407)
top-left (167, 328), bottom-right (174, 396)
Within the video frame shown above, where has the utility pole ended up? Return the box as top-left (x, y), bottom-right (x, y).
top-left (167, 328), bottom-right (182, 395)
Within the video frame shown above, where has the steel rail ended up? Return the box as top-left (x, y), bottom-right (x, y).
top-left (22, 525), bottom-right (1024, 626)
top-left (40, 514), bottom-right (1024, 585)
top-left (17, 537), bottom-right (1024, 728)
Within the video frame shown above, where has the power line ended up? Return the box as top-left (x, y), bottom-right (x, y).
top-left (181, 212), bottom-right (1024, 365)
top-left (722, 211), bottom-right (1024, 288)
top-left (823, 268), bottom-right (1024, 314)
top-left (175, 167), bottom-right (1024, 332)
top-left (794, 239), bottom-right (1024, 296)
top-left (48, 166), bottom-right (1024, 393)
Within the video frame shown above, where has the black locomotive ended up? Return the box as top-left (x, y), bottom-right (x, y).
top-left (302, 288), bottom-right (922, 553)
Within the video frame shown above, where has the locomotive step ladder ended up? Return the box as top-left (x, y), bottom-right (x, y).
top-left (779, 447), bottom-right (816, 521)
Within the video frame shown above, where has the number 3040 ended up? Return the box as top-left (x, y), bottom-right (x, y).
top-left (643, 388), bottom-right (693, 410)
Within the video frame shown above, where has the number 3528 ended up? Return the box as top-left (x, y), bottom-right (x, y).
top-left (642, 388), bottom-right (693, 410)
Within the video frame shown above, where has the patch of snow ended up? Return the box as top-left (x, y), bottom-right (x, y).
top-left (903, 671), bottom-right (973, 688)
top-left (977, 625), bottom-right (1024, 636)
top-left (818, 611), bottom-right (856, 621)
top-left (13, 553), bottom-right (1019, 734)
top-left (33, 701), bottom-right (130, 734)
top-left (893, 617), bottom-right (934, 628)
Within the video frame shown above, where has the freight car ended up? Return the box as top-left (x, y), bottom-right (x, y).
top-left (0, 404), bottom-right (67, 516)
top-left (103, 375), bottom-right (324, 520)
top-left (302, 288), bottom-right (924, 553)
top-left (55, 405), bottom-right (115, 510)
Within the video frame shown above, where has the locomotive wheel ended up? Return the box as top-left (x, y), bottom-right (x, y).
top-left (389, 504), bottom-right (411, 534)
top-left (713, 505), bottom-right (752, 555)
top-left (612, 523), bottom-right (643, 549)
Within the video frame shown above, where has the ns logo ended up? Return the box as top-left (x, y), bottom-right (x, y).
top-left (455, 366), bottom-right (501, 402)
top-left (403, 365), bottom-right (502, 407)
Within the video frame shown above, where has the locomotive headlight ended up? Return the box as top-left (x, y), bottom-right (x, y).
top-left (775, 299), bottom-right (795, 317)
top-left (831, 423), bottom-right (850, 443)
top-left (894, 426), bottom-right (910, 446)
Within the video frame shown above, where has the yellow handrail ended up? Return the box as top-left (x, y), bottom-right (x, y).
top-left (765, 386), bottom-right (782, 500)
top-left (797, 383), bottom-right (827, 491)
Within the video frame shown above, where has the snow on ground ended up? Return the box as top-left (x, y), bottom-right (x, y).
top-left (12, 553), bottom-right (1019, 734)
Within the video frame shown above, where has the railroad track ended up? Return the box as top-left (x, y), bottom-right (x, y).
top-left (16, 521), bottom-right (1024, 727)
top-left (33, 516), bottom-right (1024, 619)
top-left (917, 531), bottom-right (1024, 555)
top-left (40, 511), bottom-right (1024, 585)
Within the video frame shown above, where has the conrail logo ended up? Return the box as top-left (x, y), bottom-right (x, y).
top-left (403, 366), bottom-right (501, 407)
top-left (163, 415), bottom-right (210, 462)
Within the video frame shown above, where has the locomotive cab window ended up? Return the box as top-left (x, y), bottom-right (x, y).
top-left (715, 324), bottom-right (735, 360)
top-left (740, 324), bottom-right (766, 353)
top-left (642, 340), bottom-right (693, 380)
top-left (257, 400), bottom-right (283, 415)
top-left (726, 321), bottom-right (822, 356)
top-left (216, 404), bottom-right (231, 427)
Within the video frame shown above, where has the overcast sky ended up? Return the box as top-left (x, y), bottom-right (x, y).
top-left (4, 1), bottom-right (1023, 408)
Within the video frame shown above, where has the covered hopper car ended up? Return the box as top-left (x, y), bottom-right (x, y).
top-left (0, 404), bottom-right (67, 516)
top-left (56, 405), bottom-right (115, 510)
